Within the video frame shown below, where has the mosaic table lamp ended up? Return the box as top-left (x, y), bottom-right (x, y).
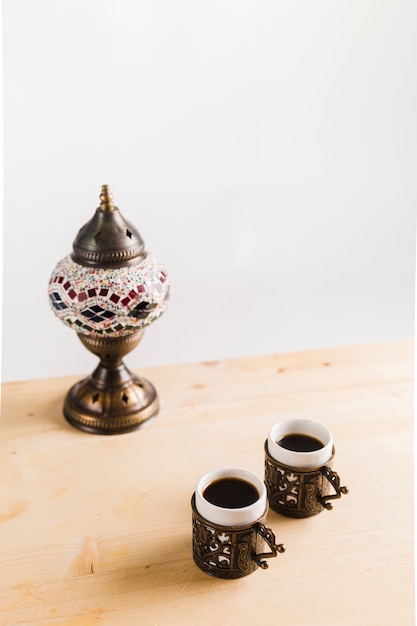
top-left (48, 185), bottom-right (170, 434)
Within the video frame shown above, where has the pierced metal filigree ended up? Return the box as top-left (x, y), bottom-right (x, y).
top-left (264, 441), bottom-right (348, 518)
top-left (191, 495), bottom-right (284, 578)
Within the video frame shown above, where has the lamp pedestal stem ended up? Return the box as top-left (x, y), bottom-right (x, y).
top-left (63, 330), bottom-right (159, 434)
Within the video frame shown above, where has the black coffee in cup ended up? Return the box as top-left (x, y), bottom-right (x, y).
top-left (203, 477), bottom-right (259, 509)
top-left (277, 433), bottom-right (323, 453)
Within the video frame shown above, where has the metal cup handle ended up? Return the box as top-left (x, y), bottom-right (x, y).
top-left (319, 466), bottom-right (349, 510)
top-left (254, 523), bottom-right (285, 569)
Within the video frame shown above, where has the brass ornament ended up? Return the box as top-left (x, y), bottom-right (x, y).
top-left (191, 494), bottom-right (285, 579)
top-left (48, 185), bottom-right (169, 434)
top-left (264, 441), bottom-right (348, 518)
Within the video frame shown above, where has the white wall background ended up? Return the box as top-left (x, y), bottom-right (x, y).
top-left (2, 0), bottom-right (416, 383)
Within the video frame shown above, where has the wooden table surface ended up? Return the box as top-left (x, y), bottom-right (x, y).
top-left (0, 340), bottom-right (414, 625)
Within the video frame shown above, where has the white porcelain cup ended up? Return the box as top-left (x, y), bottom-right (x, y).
top-left (268, 419), bottom-right (333, 469)
top-left (195, 467), bottom-right (267, 526)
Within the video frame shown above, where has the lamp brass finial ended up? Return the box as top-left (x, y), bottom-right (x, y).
top-left (99, 185), bottom-right (115, 211)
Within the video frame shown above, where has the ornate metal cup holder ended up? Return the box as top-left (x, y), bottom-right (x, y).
top-left (264, 441), bottom-right (348, 518)
top-left (191, 494), bottom-right (285, 579)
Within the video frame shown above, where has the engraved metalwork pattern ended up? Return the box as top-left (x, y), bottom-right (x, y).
top-left (264, 442), bottom-right (325, 518)
top-left (237, 537), bottom-right (254, 574)
top-left (264, 441), bottom-right (348, 518)
top-left (191, 496), bottom-right (283, 579)
top-left (304, 482), bottom-right (323, 515)
top-left (264, 454), bottom-right (301, 512)
top-left (192, 515), bottom-right (241, 578)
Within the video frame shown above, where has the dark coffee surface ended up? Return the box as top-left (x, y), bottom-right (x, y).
top-left (203, 477), bottom-right (259, 509)
top-left (277, 433), bottom-right (323, 452)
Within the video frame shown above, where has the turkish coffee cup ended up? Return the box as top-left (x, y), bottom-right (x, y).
top-left (264, 419), bottom-right (348, 518)
top-left (192, 467), bottom-right (285, 578)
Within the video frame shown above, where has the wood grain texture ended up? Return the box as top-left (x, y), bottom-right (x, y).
top-left (0, 340), bottom-right (414, 625)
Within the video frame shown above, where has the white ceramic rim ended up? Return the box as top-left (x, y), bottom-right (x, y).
top-left (195, 467), bottom-right (267, 527)
top-left (267, 419), bottom-right (333, 468)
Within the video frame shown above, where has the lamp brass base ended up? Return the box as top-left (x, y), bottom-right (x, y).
top-left (63, 331), bottom-right (159, 435)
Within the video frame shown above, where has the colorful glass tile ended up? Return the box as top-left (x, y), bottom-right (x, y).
top-left (50, 292), bottom-right (68, 311)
